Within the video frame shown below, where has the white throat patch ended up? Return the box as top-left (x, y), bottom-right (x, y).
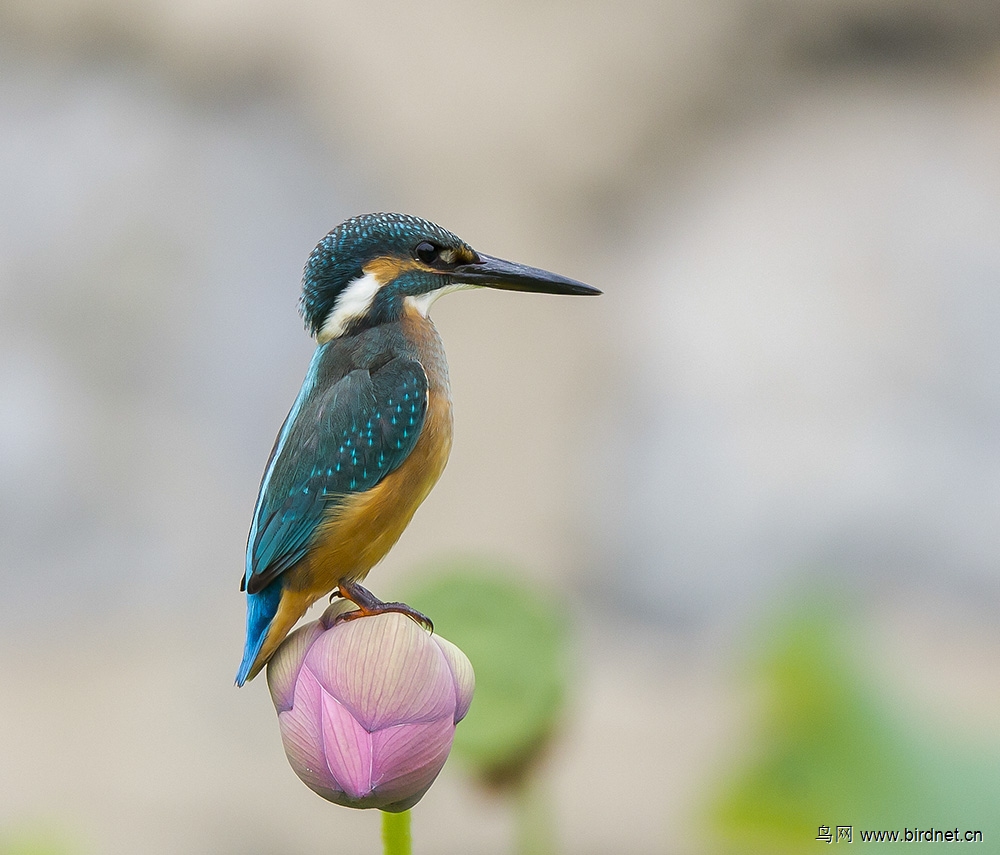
top-left (405, 282), bottom-right (476, 317)
top-left (317, 271), bottom-right (382, 342)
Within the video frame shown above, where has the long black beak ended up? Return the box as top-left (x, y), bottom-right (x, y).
top-left (452, 253), bottom-right (601, 296)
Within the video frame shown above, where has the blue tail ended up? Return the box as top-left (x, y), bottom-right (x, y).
top-left (236, 582), bottom-right (283, 686)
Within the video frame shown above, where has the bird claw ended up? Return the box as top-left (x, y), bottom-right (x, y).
top-left (333, 582), bottom-right (434, 633)
top-left (332, 602), bottom-right (433, 633)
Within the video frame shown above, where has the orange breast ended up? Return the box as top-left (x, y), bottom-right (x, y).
top-left (286, 307), bottom-right (453, 598)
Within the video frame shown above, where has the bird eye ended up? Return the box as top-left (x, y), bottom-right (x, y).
top-left (415, 242), bottom-right (440, 265)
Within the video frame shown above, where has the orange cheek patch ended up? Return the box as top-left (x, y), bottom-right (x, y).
top-left (363, 255), bottom-right (431, 285)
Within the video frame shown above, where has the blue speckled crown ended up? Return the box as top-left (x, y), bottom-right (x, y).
top-left (300, 213), bottom-right (472, 336)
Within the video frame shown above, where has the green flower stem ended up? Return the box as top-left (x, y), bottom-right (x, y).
top-left (381, 809), bottom-right (412, 855)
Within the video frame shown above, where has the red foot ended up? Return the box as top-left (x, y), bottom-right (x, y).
top-left (332, 581), bottom-right (434, 633)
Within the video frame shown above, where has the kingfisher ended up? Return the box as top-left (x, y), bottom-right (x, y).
top-left (237, 213), bottom-right (600, 685)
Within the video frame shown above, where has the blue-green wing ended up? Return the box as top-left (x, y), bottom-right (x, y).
top-left (244, 355), bottom-right (427, 595)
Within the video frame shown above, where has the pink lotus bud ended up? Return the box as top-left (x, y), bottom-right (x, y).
top-left (266, 602), bottom-right (475, 812)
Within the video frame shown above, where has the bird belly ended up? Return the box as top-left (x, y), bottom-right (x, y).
top-left (287, 379), bottom-right (452, 599)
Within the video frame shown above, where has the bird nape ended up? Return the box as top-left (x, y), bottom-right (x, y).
top-left (237, 213), bottom-right (601, 686)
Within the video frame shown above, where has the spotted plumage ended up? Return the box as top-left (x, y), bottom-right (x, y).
top-left (300, 213), bottom-right (476, 338)
top-left (237, 213), bottom-right (600, 685)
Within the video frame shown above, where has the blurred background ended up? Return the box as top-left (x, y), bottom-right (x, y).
top-left (2, 0), bottom-right (1000, 852)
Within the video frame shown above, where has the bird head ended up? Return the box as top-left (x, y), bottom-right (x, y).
top-left (300, 213), bottom-right (600, 341)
